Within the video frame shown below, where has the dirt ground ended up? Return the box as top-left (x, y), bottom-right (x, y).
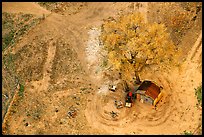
top-left (2, 2), bottom-right (202, 135)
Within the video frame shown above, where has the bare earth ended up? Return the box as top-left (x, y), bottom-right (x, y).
top-left (2, 2), bottom-right (202, 135)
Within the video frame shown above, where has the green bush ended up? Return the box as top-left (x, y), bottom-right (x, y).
top-left (2, 12), bottom-right (42, 51)
top-left (2, 30), bottom-right (15, 51)
top-left (18, 84), bottom-right (24, 97)
top-left (101, 58), bottom-right (108, 67)
top-left (3, 53), bottom-right (15, 71)
top-left (195, 85), bottom-right (202, 106)
top-left (183, 130), bottom-right (193, 135)
top-left (38, 2), bottom-right (58, 11)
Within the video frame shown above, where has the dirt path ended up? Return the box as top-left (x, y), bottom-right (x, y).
top-left (138, 2), bottom-right (148, 23)
top-left (187, 31), bottom-right (202, 62)
top-left (83, 4), bottom-right (202, 133)
top-left (2, 2), bottom-right (202, 135)
top-left (2, 2), bottom-right (51, 16)
top-left (30, 39), bottom-right (57, 94)
top-left (84, 31), bottom-right (202, 134)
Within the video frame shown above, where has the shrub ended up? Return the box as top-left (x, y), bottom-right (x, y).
top-left (183, 130), bottom-right (193, 135)
top-left (195, 85), bottom-right (202, 106)
top-left (18, 84), bottom-right (24, 97)
top-left (2, 30), bottom-right (15, 51)
top-left (2, 12), bottom-right (42, 51)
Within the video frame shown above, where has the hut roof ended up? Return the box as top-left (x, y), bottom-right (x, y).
top-left (137, 80), bottom-right (161, 99)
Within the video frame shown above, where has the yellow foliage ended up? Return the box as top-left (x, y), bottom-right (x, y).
top-left (101, 12), bottom-right (179, 82)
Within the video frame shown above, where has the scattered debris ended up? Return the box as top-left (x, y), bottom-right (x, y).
top-left (110, 111), bottom-right (118, 118)
top-left (25, 123), bottom-right (29, 127)
top-left (109, 85), bottom-right (116, 92)
top-left (3, 94), bottom-right (8, 99)
top-left (67, 110), bottom-right (77, 118)
top-left (67, 106), bottom-right (77, 118)
top-left (114, 100), bottom-right (123, 109)
top-left (72, 96), bottom-right (80, 101)
top-left (125, 102), bottom-right (132, 108)
top-left (17, 84), bottom-right (20, 90)
top-left (76, 102), bottom-right (80, 105)
top-left (55, 109), bottom-right (59, 112)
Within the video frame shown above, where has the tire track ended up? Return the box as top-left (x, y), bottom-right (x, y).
top-left (187, 31), bottom-right (202, 62)
top-left (2, 2), bottom-right (202, 135)
top-left (30, 39), bottom-right (56, 93)
top-left (85, 70), bottom-right (178, 133)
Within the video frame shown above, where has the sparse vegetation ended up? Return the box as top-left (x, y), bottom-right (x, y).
top-left (38, 2), bottom-right (85, 14)
top-left (3, 53), bottom-right (15, 71)
top-left (38, 2), bottom-right (59, 11)
top-left (195, 85), bottom-right (202, 106)
top-left (50, 38), bottom-right (84, 91)
top-left (2, 12), bottom-right (43, 124)
top-left (2, 30), bottom-right (15, 51)
top-left (18, 84), bottom-right (24, 97)
top-left (13, 41), bottom-right (48, 82)
top-left (2, 2), bottom-right (202, 135)
top-left (80, 88), bottom-right (87, 91)
top-left (148, 2), bottom-right (202, 46)
top-left (2, 12), bottom-right (43, 51)
top-left (183, 130), bottom-right (193, 135)
top-left (2, 53), bottom-right (19, 122)
top-left (101, 57), bottom-right (108, 67)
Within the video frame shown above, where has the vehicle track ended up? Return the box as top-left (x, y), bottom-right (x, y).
top-left (2, 2), bottom-right (202, 135)
top-left (84, 70), bottom-right (176, 133)
top-left (82, 3), bottom-right (202, 135)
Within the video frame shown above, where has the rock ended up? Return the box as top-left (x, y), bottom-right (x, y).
top-left (76, 102), bottom-right (80, 105)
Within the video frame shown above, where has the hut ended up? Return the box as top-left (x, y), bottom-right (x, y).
top-left (135, 80), bottom-right (163, 106)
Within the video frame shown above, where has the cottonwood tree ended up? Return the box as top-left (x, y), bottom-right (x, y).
top-left (100, 12), bottom-right (179, 83)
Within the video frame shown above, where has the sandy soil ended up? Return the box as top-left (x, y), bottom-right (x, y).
top-left (2, 2), bottom-right (51, 16)
top-left (2, 2), bottom-right (202, 135)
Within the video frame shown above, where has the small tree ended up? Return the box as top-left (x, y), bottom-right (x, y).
top-left (101, 12), bottom-right (179, 83)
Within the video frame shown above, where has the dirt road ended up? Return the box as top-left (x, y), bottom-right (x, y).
top-left (84, 31), bottom-right (202, 134)
top-left (2, 2), bottom-right (202, 135)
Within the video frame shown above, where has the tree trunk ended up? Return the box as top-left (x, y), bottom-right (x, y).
top-left (134, 71), bottom-right (141, 85)
top-left (123, 80), bottom-right (130, 92)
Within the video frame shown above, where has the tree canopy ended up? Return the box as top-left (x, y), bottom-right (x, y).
top-left (100, 12), bottom-right (179, 82)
